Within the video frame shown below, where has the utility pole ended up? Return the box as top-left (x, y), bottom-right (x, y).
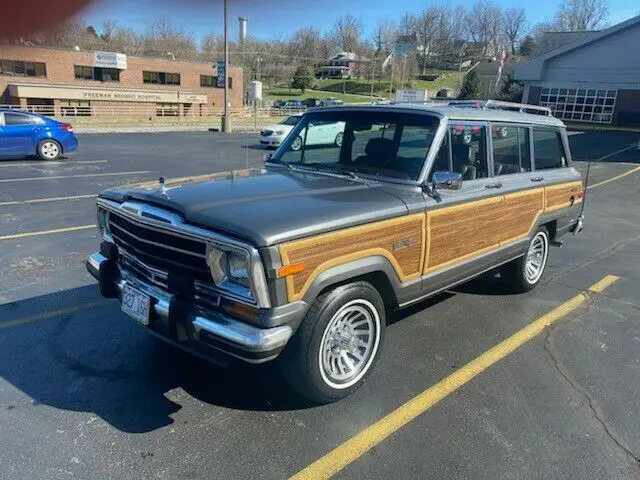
top-left (370, 65), bottom-right (375, 101)
top-left (222, 0), bottom-right (231, 132)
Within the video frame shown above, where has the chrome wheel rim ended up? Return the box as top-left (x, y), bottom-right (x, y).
top-left (319, 299), bottom-right (381, 389)
top-left (525, 232), bottom-right (548, 284)
top-left (41, 141), bottom-right (59, 159)
top-left (291, 137), bottom-right (302, 151)
top-left (335, 132), bottom-right (343, 146)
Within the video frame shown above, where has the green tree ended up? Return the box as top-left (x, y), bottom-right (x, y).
top-left (291, 65), bottom-right (315, 93)
top-left (458, 68), bottom-right (481, 100)
top-left (519, 35), bottom-right (536, 57)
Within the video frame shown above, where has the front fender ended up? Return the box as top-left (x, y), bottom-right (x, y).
top-left (301, 255), bottom-right (404, 306)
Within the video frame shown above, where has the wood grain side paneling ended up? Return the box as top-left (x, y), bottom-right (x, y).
top-left (545, 181), bottom-right (583, 212)
top-left (280, 215), bottom-right (425, 302)
top-left (425, 195), bottom-right (503, 272)
top-left (501, 188), bottom-right (545, 243)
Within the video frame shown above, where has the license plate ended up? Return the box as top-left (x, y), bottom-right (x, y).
top-left (121, 284), bottom-right (151, 326)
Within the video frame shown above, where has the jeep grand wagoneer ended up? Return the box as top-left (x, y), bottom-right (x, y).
top-left (87, 101), bottom-right (584, 403)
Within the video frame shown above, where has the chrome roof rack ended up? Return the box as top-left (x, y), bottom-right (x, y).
top-left (445, 100), bottom-right (551, 116)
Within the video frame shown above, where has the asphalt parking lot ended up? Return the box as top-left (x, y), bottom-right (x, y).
top-left (1, 131), bottom-right (640, 480)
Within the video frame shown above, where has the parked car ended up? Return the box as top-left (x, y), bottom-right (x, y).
top-left (320, 97), bottom-right (343, 106)
top-left (282, 100), bottom-right (305, 110)
top-left (87, 102), bottom-right (584, 403)
top-left (370, 98), bottom-right (391, 105)
top-left (303, 98), bottom-right (320, 108)
top-left (259, 114), bottom-right (345, 149)
top-left (272, 100), bottom-right (286, 109)
top-left (0, 109), bottom-right (77, 160)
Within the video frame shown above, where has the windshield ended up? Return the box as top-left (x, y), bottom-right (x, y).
top-left (271, 110), bottom-right (440, 181)
top-left (280, 116), bottom-right (301, 126)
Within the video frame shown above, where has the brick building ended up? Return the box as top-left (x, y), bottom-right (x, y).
top-left (0, 45), bottom-right (243, 117)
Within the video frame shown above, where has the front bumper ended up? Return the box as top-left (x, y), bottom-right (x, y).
top-left (86, 251), bottom-right (293, 364)
top-left (259, 136), bottom-right (284, 146)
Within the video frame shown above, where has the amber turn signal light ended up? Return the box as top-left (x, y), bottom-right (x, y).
top-left (277, 263), bottom-right (305, 278)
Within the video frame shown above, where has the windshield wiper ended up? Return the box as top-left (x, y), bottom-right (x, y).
top-left (303, 163), bottom-right (360, 179)
top-left (265, 158), bottom-right (293, 170)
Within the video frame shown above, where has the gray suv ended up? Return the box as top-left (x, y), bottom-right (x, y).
top-left (87, 102), bottom-right (584, 403)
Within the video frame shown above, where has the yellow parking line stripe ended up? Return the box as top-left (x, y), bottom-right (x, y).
top-left (0, 300), bottom-right (107, 330)
top-left (291, 274), bottom-right (620, 480)
top-left (0, 170), bottom-right (150, 183)
top-left (588, 165), bottom-right (640, 189)
top-left (587, 274), bottom-right (620, 293)
top-left (0, 160), bottom-right (107, 168)
top-left (0, 194), bottom-right (97, 207)
top-left (0, 225), bottom-right (94, 241)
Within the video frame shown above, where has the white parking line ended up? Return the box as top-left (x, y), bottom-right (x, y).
top-left (0, 194), bottom-right (97, 207)
top-left (0, 225), bottom-right (94, 241)
top-left (0, 160), bottom-right (107, 168)
top-left (596, 145), bottom-right (636, 161)
top-left (0, 171), bottom-right (150, 183)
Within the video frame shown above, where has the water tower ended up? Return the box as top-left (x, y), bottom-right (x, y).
top-left (238, 17), bottom-right (248, 43)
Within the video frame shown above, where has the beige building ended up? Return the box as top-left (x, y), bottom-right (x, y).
top-left (0, 45), bottom-right (243, 117)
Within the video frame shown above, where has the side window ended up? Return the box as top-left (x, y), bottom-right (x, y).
top-left (351, 123), bottom-right (396, 160)
top-left (4, 113), bottom-right (41, 126)
top-left (492, 125), bottom-right (531, 175)
top-left (428, 130), bottom-right (451, 181)
top-left (533, 128), bottom-right (568, 170)
top-left (450, 124), bottom-right (488, 180)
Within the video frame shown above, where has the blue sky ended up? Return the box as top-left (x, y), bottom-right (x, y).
top-left (82, 0), bottom-right (638, 43)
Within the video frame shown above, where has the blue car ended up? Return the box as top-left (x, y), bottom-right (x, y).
top-left (0, 109), bottom-right (78, 160)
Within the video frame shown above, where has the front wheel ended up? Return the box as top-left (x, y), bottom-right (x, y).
top-left (281, 281), bottom-right (386, 403)
top-left (37, 139), bottom-right (62, 160)
top-left (502, 227), bottom-right (550, 293)
top-left (334, 132), bottom-right (344, 147)
top-left (290, 136), bottom-right (303, 151)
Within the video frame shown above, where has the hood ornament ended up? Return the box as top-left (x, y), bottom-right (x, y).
top-left (158, 176), bottom-right (169, 196)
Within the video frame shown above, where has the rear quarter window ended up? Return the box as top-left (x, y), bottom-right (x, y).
top-left (533, 128), bottom-right (568, 170)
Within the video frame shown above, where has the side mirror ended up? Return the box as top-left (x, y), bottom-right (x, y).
top-left (432, 171), bottom-right (463, 190)
top-left (263, 153), bottom-right (273, 162)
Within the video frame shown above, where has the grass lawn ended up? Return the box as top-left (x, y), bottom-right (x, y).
top-left (264, 88), bottom-right (373, 104)
top-left (313, 70), bottom-right (466, 99)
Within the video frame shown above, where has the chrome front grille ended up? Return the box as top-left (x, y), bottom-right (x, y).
top-left (118, 250), bottom-right (222, 308)
top-left (108, 211), bottom-right (211, 282)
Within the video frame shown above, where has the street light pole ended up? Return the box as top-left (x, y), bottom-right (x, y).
top-left (222, 0), bottom-right (231, 132)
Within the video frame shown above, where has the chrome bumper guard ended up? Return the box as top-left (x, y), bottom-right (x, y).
top-left (86, 252), bottom-right (292, 364)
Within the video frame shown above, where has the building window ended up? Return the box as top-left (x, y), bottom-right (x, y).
top-left (200, 74), bottom-right (232, 88)
top-left (0, 59), bottom-right (46, 77)
top-left (75, 65), bottom-right (120, 82)
top-left (143, 71), bottom-right (180, 85)
top-left (539, 86), bottom-right (617, 124)
top-left (60, 101), bottom-right (92, 117)
top-left (200, 75), bottom-right (217, 87)
top-left (156, 103), bottom-right (179, 116)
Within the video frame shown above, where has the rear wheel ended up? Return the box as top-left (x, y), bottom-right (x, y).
top-left (502, 227), bottom-right (550, 292)
top-left (281, 281), bottom-right (386, 403)
top-left (37, 139), bottom-right (61, 160)
top-left (335, 132), bottom-right (344, 147)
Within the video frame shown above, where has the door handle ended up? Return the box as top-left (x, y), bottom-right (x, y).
top-left (531, 176), bottom-right (544, 182)
top-left (485, 182), bottom-right (502, 189)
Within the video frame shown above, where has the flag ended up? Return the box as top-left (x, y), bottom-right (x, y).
top-left (495, 50), bottom-right (507, 88)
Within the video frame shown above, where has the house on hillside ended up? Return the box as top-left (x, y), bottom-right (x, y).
top-left (316, 52), bottom-right (370, 79)
top-left (515, 14), bottom-right (640, 126)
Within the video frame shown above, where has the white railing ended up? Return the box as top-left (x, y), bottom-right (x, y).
top-left (0, 104), bottom-right (307, 120)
